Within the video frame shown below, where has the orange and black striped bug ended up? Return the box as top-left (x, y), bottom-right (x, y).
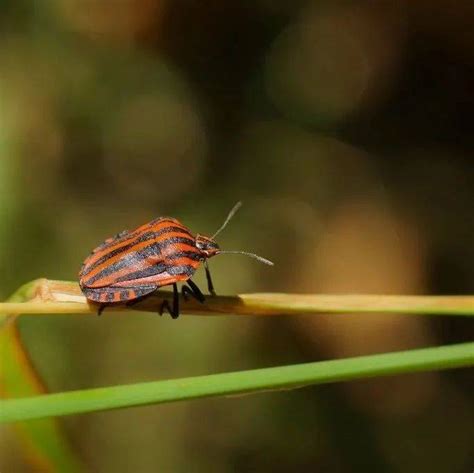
top-left (79, 202), bottom-right (273, 318)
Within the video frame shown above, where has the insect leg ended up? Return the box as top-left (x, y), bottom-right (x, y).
top-left (97, 304), bottom-right (108, 316)
top-left (171, 283), bottom-right (180, 319)
top-left (159, 300), bottom-right (169, 316)
top-left (204, 260), bottom-right (216, 296)
top-left (181, 286), bottom-right (191, 301)
top-left (159, 283), bottom-right (180, 319)
top-left (182, 280), bottom-right (205, 303)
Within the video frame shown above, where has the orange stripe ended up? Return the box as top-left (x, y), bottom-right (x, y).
top-left (85, 219), bottom-right (187, 268)
top-left (90, 256), bottom-right (165, 287)
top-left (86, 221), bottom-right (181, 265)
top-left (136, 217), bottom-right (181, 235)
top-left (168, 242), bottom-right (199, 253)
top-left (83, 232), bottom-right (193, 281)
top-left (89, 250), bottom-right (199, 288)
top-left (167, 256), bottom-right (201, 267)
top-left (114, 273), bottom-right (190, 288)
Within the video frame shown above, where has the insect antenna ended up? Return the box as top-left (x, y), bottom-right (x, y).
top-left (218, 250), bottom-right (274, 266)
top-left (212, 202), bottom-right (274, 265)
top-left (211, 201), bottom-right (243, 239)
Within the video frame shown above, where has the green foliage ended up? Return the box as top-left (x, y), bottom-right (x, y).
top-left (2, 342), bottom-right (473, 423)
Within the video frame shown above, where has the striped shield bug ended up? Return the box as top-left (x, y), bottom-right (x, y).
top-left (79, 202), bottom-right (273, 318)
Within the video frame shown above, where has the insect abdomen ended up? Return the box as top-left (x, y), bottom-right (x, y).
top-left (81, 285), bottom-right (159, 303)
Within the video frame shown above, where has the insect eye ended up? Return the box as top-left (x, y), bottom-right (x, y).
top-left (195, 236), bottom-right (207, 251)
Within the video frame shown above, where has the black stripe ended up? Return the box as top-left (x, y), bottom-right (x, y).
top-left (154, 236), bottom-right (195, 251)
top-left (84, 227), bottom-right (192, 274)
top-left (132, 285), bottom-right (159, 298)
top-left (84, 253), bottom-right (161, 286)
top-left (113, 254), bottom-right (200, 283)
top-left (120, 290), bottom-right (130, 301)
top-left (167, 251), bottom-right (202, 261)
top-left (132, 238), bottom-right (196, 260)
top-left (83, 237), bottom-right (197, 286)
top-left (166, 264), bottom-right (196, 277)
top-left (91, 262), bottom-right (196, 286)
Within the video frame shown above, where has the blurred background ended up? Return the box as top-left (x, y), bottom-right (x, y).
top-left (0, 0), bottom-right (473, 471)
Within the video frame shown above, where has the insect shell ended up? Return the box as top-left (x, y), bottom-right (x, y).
top-left (79, 202), bottom-right (273, 318)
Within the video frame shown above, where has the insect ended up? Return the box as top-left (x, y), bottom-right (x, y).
top-left (79, 202), bottom-right (273, 318)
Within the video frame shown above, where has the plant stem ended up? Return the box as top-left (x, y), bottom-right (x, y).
top-left (0, 279), bottom-right (473, 317)
top-left (1, 342), bottom-right (473, 423)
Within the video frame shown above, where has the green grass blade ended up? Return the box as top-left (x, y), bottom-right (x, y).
top-left (0, 281), bottom-right (82, 472)
top-left (2, 342), bottom-right (473, 423)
